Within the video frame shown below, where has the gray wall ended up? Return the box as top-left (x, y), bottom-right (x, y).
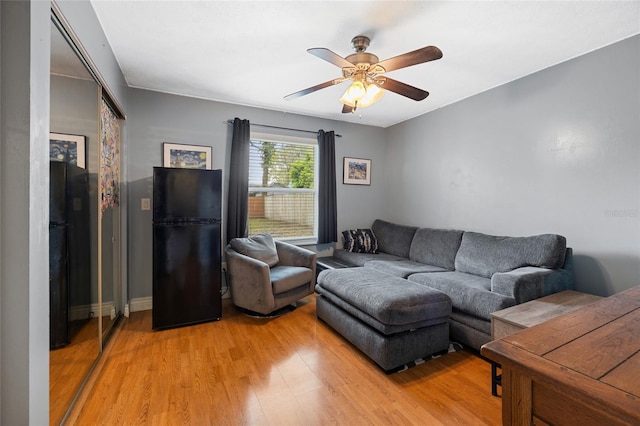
top-left (385, 35), bottom-right (640, 297)
top-left (0, 1), bottom-right (50, 423)
top-left (55, 0), bottom-right (128, 114)
top-left (126, 88), bottom-right (388, 300)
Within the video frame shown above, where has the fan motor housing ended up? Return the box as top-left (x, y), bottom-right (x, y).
top-left (345, 52), bottom-right (379, 67)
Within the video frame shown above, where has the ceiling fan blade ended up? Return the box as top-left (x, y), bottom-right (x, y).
top-left (342, 104), bottom-right (355, 114)
top-left (375, 46), bottom-right (442, 73)
top-left (284, 78), bottom-right (345, 101)
top-left (378, 77), bottom-right (429, 101)
top-left (308, 48), bottom-right (355, 69)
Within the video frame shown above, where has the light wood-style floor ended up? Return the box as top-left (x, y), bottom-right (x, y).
top-left (50, 318), bottom-right (99, 425)
top-left (66, 295), bottom-right (502, 425)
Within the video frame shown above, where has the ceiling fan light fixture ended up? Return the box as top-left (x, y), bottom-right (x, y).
top-left (340, 81), bottom-right (384, 109)
top-left (358, 82), bottom-right (384, 107)
top-left (341, 80), bottom-right (366, 103)
top-left (339, 93), bottom-right (356, 107)
top-left (286, 36), bottom-right (442, 113)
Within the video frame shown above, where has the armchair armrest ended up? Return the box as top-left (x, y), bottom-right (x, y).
top-left (491, 267), bottom-right (553, 304)
top-left (275, 241), bottom-right (317, 269)
top-left (275, 241), bottom-right (317, 287)
top-left (225, 247), bottom-right (275, 310)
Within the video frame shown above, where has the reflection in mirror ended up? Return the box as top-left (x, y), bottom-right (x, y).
top-left (49, 16), bottom-right (100, 425)
top-left (99, 96), bottom-right (123, 345)
top-left (101, 206), bottom-right (120, 341)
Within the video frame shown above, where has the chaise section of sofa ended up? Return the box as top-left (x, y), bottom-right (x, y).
top-left (316, 267), bottom-right (452, 372)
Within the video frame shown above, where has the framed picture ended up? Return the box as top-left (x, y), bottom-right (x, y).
top-left (343, 157), bottom-right (371, 185)
top-left (49, 133), bottom-right (86, 168)
top-left (163, 142), bottom-right (212, 169)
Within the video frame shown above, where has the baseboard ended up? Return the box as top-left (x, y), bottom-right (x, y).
top-left (129, 296), bottom-right (152, 313)
top-left (69, 301), bottom-right (114, 321)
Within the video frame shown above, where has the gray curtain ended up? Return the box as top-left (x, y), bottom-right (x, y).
top-left (317, 130), bottom-right (337, 243)
top-left (226, 118), bottom-right (250, 243)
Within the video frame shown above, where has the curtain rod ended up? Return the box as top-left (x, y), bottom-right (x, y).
top-left (225, 120), bottom-right (342, 138)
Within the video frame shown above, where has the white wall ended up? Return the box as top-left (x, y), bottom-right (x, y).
top-left (385, 35), bottom-right (640, 296)
top-left (126, 88), bottom-right (388, 300)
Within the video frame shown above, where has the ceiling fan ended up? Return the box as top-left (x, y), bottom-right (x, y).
top-left (284, 35), bottom-right (443, 113)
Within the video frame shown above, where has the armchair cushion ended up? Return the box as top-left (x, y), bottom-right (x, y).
top-left (230, 233), bottom-right (279, 267)
top-left (270, 265), bottom-right (314, 294)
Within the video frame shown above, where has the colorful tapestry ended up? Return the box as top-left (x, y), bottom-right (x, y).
top-left (100, 98), bottom-right (121, 212)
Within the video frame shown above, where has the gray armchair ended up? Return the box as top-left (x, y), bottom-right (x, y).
top-left (225, 234), bottom-right (316, 315)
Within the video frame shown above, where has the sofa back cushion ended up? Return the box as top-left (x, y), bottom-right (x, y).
top-left (409, 228), bottom-right (464, 270)
top-left (371, 219), bottom-right (418, 258)
top-left (454, 232), bottom-right (567, 278)
top-left (230, 233), bottom-right (279, 267)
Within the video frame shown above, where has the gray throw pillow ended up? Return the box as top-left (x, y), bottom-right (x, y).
top-left (230, 233), bottom-right (279, 267)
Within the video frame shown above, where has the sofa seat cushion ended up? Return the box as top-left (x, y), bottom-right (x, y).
top-left (316, 268), bottom-right (451, 330)
top-left (270, 265), bottom-right (313, 294)
top-left (408, 271), bottom-right (516, 320)
top-left (364, 259), bottom-right (447, 278)
top-left (409, 228), bottom-right (463, 270)
top-left (332, 249), bottom-right (404, 267)
top-left (454, 232), bottom-right (567, 278)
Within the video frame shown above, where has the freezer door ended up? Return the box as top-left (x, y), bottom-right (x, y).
top-left (50, 161), bottom-right (68, 224)
top-left (153, 167), bottom-right (222, 221)
top-left (152, 223), bottom-right (222, 330)
top-left (50, 224), bottom-right (69, 348)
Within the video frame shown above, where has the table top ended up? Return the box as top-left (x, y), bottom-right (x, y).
top-left (316, 256), bottom-right (351, 269)
top-left (483, 285), bottom-right (640, 421)
top-left (490, 290), bottom-right (602, 329)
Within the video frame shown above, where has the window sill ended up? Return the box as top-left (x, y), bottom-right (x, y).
top-left (277, 237), bottom-right (318, 246)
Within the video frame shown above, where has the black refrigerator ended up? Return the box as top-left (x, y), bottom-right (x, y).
top-left (152, 167), bottom-right (222, 330)
top-left (50, 161), bottom-right (90, 349)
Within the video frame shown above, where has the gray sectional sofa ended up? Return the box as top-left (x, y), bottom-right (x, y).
top-left (315, 219), bottom-right (574, 370)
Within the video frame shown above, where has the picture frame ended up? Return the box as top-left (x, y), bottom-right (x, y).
top-left (49, 133), bottom-right (86, 168)
top-left (343, 157), bottom-right (371, 185)
top-left (163, 142), bottom-right (212, 169)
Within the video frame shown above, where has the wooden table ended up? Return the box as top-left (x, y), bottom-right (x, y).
top-left (489, 291), bottom-right (602, 395)
top-left (482, 285), bottom-right (640, 425)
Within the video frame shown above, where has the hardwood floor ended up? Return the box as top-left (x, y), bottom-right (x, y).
top-left (50, 318), bottom-right (99, 425)
top-left (66, 295), bottom-right (501, 425)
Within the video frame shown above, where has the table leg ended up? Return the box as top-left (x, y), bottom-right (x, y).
top-left (491, 362), bottom-right (502, 396)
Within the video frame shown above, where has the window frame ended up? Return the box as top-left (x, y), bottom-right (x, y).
top-left (248, 131), bottom-right (319, 245)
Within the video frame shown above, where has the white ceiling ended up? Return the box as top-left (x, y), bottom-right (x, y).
top-left (89, 1), bottom-right (640, 128)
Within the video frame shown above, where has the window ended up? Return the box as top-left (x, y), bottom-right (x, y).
top-left (248, 133), bottom-right (317, 242)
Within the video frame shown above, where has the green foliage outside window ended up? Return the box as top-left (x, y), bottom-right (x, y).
top-left (289, 153), bottom-right (314, 188)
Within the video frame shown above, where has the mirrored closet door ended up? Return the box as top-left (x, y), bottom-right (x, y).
top-left (49, 7), bottom-right (124, 424)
